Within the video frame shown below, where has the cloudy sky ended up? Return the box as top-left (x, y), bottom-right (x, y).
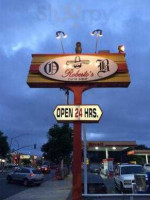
top-left (0, 0), bottom-right (150, 155)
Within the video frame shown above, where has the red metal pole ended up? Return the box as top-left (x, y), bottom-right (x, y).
top-left (69, 86), bottom-right (88, 200)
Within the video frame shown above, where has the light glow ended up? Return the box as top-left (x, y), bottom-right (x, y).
top-left (63, 34), bottom-right (67, 38)
top-left (56, 35), bottom-right (61, 39)
top-left (118, 45), bottom-right (125, 53)
top-left (98, 33), bottom-right (103, 37)
top-left (90, 32), bottom-right (94, 36)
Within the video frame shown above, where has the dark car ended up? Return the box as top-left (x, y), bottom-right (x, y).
top-left (89, 163), bottom-right (101, 174)
top-left (82, 172), bottom-right (107, 194)
top-left (41, 165), bottom-right (51, 174)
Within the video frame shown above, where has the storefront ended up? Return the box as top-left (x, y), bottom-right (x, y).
top-left (86, 141), bottom-right (136, 160)
top-left (84, 141), bottom-right (136, 176)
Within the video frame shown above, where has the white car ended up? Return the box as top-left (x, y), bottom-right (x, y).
top-left (114, 164), bottom-right (146, 193)
top-left (7, 167), bottom-right (44, 186)
top-left (144, 163), bottom-right (150, 172)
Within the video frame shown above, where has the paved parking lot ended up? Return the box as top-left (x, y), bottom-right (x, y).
top-left (101, 175), bottom-right (119, 194)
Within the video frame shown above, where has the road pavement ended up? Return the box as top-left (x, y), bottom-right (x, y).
top-left (0, 171), bottom-right (55, 200)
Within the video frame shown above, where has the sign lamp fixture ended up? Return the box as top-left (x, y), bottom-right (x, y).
top-left (118, 45), bottom-right (125, 53)
top-left (90, 29), bottom-right (103, 53)
top-left (56, 31), bottom-right (67, 53)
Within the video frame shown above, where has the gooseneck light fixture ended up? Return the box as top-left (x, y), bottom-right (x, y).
top-left (90, 29), bottom-right (103, 53)
top-left (56, 31), bottom-right (67, 53)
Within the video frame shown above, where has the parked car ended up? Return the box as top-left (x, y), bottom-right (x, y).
top-left (144, 163), bottom-right (150, 172)
top-left (82, 172), bottom-right (107, 194)
top-left (6, 167), bottom-right (44, 186)
top-left (41, 165), bottom-right (51, 174)
top-left (89, 163), bottom-right (101, 174)
top-left (114, 164), bottom-right (147, 193)
top-left (4, 164), bottom-right (18, 172)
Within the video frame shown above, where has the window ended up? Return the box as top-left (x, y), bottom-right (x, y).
top-left (32, 170), bottom-right (42, 174)
top-left (15, 168), bottom-right (21, 173)
top-left (121, 166), bottom-right (145, 175)
top-left (21, 168), bottom-right (30, 173)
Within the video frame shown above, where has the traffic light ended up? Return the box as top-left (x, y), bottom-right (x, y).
top-left (34, 144), bottom-right (36, 149)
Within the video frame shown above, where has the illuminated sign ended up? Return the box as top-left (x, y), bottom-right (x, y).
top-left (33, 156), bottom-right (37, 159)
top-left (127, 150), bottom-right (135, 155)
top-left (20, 155), bottom-right (30, 159)
top-left (39, 55), bottom-right (118, 82)
top-left (53, 105), bottom-right (102, 122)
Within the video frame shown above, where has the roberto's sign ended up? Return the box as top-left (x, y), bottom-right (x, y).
top-left (39, 55), bottom-right (118, 82)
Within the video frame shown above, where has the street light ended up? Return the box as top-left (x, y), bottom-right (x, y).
top-left (10, 133), bottom-right (30, 151)
top-left (90, 29), bottom-right (103, 53)
top-left (56, 31), bottom-right (67, 53)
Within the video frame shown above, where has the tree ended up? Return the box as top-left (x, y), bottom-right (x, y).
top-left (134, 144), bottom-right (150, 150)
top-left (0, 131), bottom-right (10, 158)
top-left (41, 124), bottom-right (73, 164)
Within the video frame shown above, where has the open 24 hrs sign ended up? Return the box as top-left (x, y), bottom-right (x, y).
top-left (53, 105), bottom-right (103, 122)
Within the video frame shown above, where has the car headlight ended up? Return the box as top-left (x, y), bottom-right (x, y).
top-left (124, 180), bottom-right (131, 185)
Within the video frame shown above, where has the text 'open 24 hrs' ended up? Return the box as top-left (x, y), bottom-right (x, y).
top-left (53, 105), bottom-right (103, 122)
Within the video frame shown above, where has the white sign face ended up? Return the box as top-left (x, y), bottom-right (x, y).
top-left (39, 55), bottom-right (118, 82)
top-left (53, 105), bottom-right (103, 122)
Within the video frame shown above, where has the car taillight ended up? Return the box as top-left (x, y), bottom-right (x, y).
top-left (30, 173), bottom-right (34, 177)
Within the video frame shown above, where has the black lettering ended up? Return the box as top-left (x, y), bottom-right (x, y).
top-left (84, 108), bottom-right (89, 117)
top-left (61, 108), bottom-right (65, 117)
top-left (89, 108), bottom-right (93, 117)
top-left (57, 108), bottom-right (60, 117)
top-left (97, 59), bottom-right (110, 76)
top-left (44, 61), bottom-right (59, 75)
top-left (65, 108), bottom-right (69, 117)
top-left (69, 108), bottom-right (73, 117)
top-left (93, 108), bottom-right (97, 118)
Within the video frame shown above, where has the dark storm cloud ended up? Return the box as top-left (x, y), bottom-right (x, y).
top-left (0, 0), bottom-right (150, 154)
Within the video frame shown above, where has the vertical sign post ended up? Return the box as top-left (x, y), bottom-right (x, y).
top-left (69, 86), bottom-right (87, 200)
top-left (83, 124), bottom-right (87, 195)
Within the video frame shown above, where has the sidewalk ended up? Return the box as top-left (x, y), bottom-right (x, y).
top-left (4, 174), bottom-right (72, 200)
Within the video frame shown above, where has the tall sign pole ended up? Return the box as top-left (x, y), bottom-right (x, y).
top-left (83, 123), bottom-right (87, 194)
top-left (69, 86), bottom-right (87, 200)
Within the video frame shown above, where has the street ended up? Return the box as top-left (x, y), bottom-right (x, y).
top-left (0, 170), bottom-right (55, 200)
top-left (0, 170), bottom-right (118, 200)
